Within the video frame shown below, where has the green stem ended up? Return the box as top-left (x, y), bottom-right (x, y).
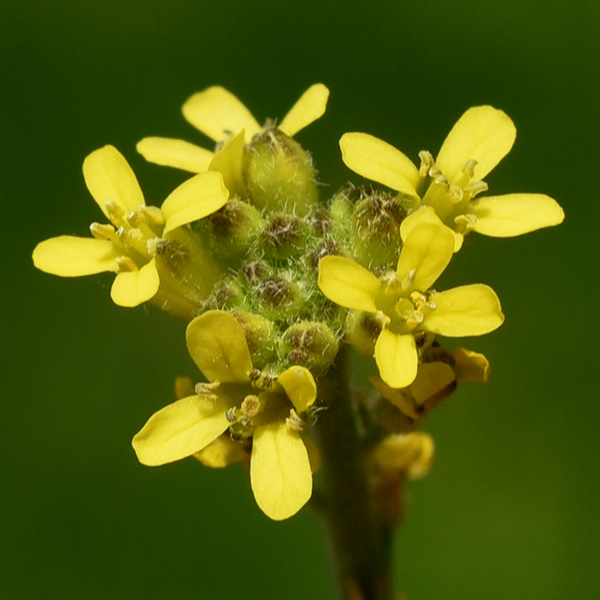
top-left (315, 350), bottom-right (394, 600)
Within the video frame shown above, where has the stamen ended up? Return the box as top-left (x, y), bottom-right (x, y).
top-left (139, 205), bottom-right (165, 226)
top-left (461, 159), bottom-right (478, 179)
top-left (90, 222), bottom-right (115, 240)
top-left (115, 256), bottom-right (138, 272)
top-left (464, 180), bottom-right (488, 197)
top-left (286, 409), bottom-right (306, 432)
top-left (194, 381), bottom-right (220, 395)
top-left (447, 184), bottom-right (464, 204)
top-left (418, 150), bottom-right (434, 178)
top-left (225, 407), bottom-right (238, 423)
top-left (104, 201), bottom-right (126, 226)
top-left (241, 394), bottom-right (262, 418)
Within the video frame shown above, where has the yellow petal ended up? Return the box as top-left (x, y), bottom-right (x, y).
top-left (186, 310), bottom-right (253, 383)
top-left (400, 207), bottom-right (464, 252)
top-left (468, 193), bottom-right (565, 237)
top-left (279, 83), bottom-right (329, 137)
top-left (136, 137), bottom-right (214, 173)
top-left (340, 133), bottom-right (420, 196)
top-left (409, 362), bottom-right (456, 405)
top-left (182, 86), bottom-right (261, 143)
top-left (397, 223), bottom-right (455, 291)
top-left (194, 435), bottom-right (249, 468)
top-left (250, 423), bottom-right (312, 520)
top-left (425, 284), bottom-right (504, 337)
top-left (375, 329), bottom-right (418, 389)
top-left (277, 366), bottom-right (317, 413)
top-left (132, 394), bottom-right (232, 466)
top-left (83, 145), bottom-right (145, 220)
top-left (33, 236), bottom-right (119, 276)
top-left (161, 171), bottom-right (229, 233)
top-left (451, 347), bottom-right (490, 382)
top-left (318, 255), bottom-right (380, 312)
top-left (208, 130), bottom-right (246, 198)
top-left (369, 376), bottom-right (420, 419)
top-left (435, 106), bottom-right (516, 183)
top-left (110, 258), bottom-right (160, 307)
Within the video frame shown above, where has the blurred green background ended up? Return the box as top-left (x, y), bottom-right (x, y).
top-left (2, 0), bottom-right (598, 598)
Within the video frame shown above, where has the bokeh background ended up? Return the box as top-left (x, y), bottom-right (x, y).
top-left (2, 1), bottom-right (598, 598)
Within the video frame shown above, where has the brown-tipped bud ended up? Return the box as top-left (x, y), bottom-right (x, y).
top-left (231, 309), bottom-right (278, 368)
top-left (205, 277), bottom-right (245, 310)
top-left (256, 273), bottom-right (303, 321)
top-left (279, 321), bottom-right (339, 376)
top-left (351, 189), bottom-right (408, 269)
top-left (244, 129), bottom-right (319, 216)
top-left (345, 311), bottom-right (384, 356)
top-left (259, 213), bottom-right (309, 260)
top-left (204, 199), bottom-right (264, 261)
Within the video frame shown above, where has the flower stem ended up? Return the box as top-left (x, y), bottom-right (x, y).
top-left (315, 350), bottom-right (395, 600)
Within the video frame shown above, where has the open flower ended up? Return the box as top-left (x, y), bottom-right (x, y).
top-left (340, 106), bottom-right (564, 251)
top-left (132, 310), bottom-right (318, 521)
top-left (32, 145), bottom-right (228, 307)
top-left (136, 83), bottom-right (330, 175)
top-left (318, 223), bottom-right (504, 388)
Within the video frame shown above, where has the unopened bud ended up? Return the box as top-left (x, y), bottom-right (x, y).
top-left (279, 321), bottom-right (338, 376)
top-left (351, 189), bottom-right (408, 269)
top-left (231, 310), bottom-right (277, 368)
top-left (203, 199), bottom-right (263, 261)
top-left (244, 129), bottom-right (319, 216)
top-left (259, 213), bottom-right (309, 260)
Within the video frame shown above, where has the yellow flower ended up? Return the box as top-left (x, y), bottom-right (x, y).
top-left (132, 310), bottom-right (318, 521)
top-left (136, 83), bottom-right (330, 175)
top-left (32, 145), bottom-right (228, 307)
top-left (318, 223), bottom-right (504, 388)
top-left (340, 106), bottom-right (564, 251)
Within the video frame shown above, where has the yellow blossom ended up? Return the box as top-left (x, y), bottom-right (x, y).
top-left (132, 310), bottom-right (318, 521)
top-left (340, 106), bottom-right (564, 251)
top-left (136, 83), bottom-right (329, 176)
top-left (32, 145), bottom-right (228, 307)
top-left (318, 223), bottom-right (504, 388)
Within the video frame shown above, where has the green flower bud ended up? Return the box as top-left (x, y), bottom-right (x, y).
top-left (204, 277), bottom-right (245, 310)
top-left (244, 129), bottom-right (319, 216)
top-left (256, 273), bottom-right (303, 322)
top-left (351, 188), bottom-right (408, 269)
top-left (151, 227), bottom-right (228, 319)
top-left (231, 309), bottom-right (278, 368)
top-left (259, 213), bottom-right (309, 261)
top-left (345, 311), bottom-right (384, 356)
top-left (201, 199), bottom-right (264, 262)
top-left (241, 259), bottom-right (272, 287)
top-left (279, 321), bottom-right (339, 376)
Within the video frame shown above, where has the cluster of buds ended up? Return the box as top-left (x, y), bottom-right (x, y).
top-left (33, 84), bottom-right (563, 520)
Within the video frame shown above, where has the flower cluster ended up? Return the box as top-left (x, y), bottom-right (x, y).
top-left (33, 84), bottom-right (563, 520)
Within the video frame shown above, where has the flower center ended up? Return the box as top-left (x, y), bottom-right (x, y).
top-left (90, 201), bottom-right (165, 270)
top-left (417, 151), bottom-right (488, 229)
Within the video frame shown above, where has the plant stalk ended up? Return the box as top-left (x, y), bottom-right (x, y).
top-left (314, 350), bottom-right (394, 600)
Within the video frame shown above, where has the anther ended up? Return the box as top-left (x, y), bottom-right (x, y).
top-left (115, 256), bottom-right (138, 272)
top-left (418, 151), bottom-right (435, 178)
top-left (104, 201), bottom-right (126, 226)
top-left (90, 222), bottom-right (115, 240)
top-left (461, 159), bottom-right (478, 178)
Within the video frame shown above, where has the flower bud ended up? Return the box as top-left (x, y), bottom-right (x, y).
top-left (345, 311), bottom-right (384, 356)
top-left (279, 321), bottom-right (339, 376)
top-left (202, 199), bottom-right (264, 261)
top-left (351, 188), bottom-right (408, 269)
top-left (244, 129), bottom-right (319, 216)
top-left (231, 309), bottom-right (278, 368)
top-left (256, 273), bottom-right (303, 321)
top-left (259, 213), bottom-right (309, 260)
